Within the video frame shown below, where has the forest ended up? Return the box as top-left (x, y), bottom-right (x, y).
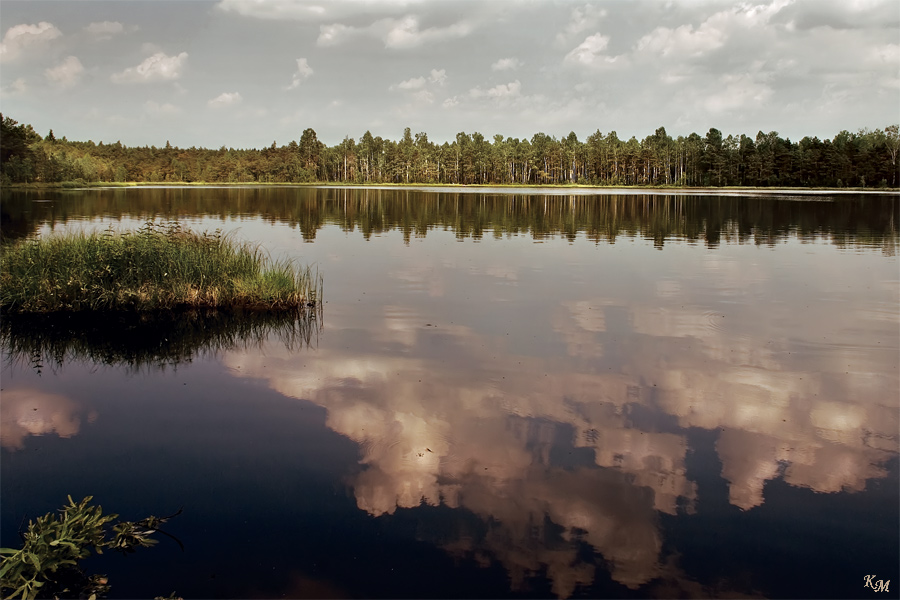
top-left (2, 114), bottom-right (898, 188)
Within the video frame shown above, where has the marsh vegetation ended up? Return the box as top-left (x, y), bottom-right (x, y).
top-left (0, 222), bottom-right (321, 314)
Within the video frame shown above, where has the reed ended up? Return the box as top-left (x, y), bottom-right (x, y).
top-left (0, 222), bottom-right (321, 313)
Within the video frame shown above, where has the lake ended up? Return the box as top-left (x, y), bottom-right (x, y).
top-left (1, 186), bottom-right (897, 599)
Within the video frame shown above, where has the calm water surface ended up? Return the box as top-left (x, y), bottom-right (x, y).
top-left (1, 187), bottom-right (897, 598)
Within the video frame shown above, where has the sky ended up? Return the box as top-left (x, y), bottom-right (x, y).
top-left (0, 0), bottom-right (898, 148)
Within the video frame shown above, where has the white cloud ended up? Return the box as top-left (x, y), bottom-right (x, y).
top-left (45, 56), bottom-right (84, 88)
top-left (143, 100), bottom-right (181, 116)
top-left (564, 33), bottom-right (624, 68)
top-left (393, 76), bottom-right (426, 90)
top-left (470, 80), bottom-right (522, 100)
top-left (111, 52), bottom-right (188, 83)
top-left (728, 0), bottom-right (793, 27)
top-left (219, 0), bottom-right (469, 24)
top-left (491, 57), bottom-right (521, 71)
top-left (287, 58), bottom-right (314, 89)
top-left (704, 74), bottom-right (774, 113)
top-left (0, 21), bottom-right (62, 62)
top-left (636, 23), bottom-right (726, 58)
top-left (383, 15), bottom-right (472, 49)
top-left (317, 23), bottom-right (355, 47)
top-left (3, 0), bottom-right (894, 148)
top-left (391, 69), bottom-right (446, 92)
top-left (488, 80), bottom-right (521, 99)
top-left (84, 21), bottom-right (125, 40)
top-left (556, 4), bottom-right (607, 45)
top-left (0, 77), bottom-right (27, 97)
top-left (413, 89), bottom-right (434, 104)
top-left (868, 43), bottom-right (900, 64)
top-left (637, 0), bottom-right (791, 61)
top-left (317, 14), bottom-right (473, 50)
top-left (218, 0), bottom-right (330, 20)
top-left (208, 91), bottom-right (243, 108)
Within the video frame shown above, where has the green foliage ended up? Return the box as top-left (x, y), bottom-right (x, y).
top-left (0, 221), bottom-right (322, 314)
top-left (0, 496), bottom-right (178, 600)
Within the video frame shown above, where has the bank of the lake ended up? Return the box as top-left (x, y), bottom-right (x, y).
top-left (4, 180), bottom-right (900, 194)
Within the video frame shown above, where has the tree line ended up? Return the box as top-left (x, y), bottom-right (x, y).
top-left (2, 114), bottom-right (898, 188)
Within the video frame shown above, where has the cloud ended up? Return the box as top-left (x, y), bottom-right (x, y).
top-left (638, 0), bottom-right (792, 61)
top-left (84, 21), bottom-right (126, 40)
top-left (868, 43), bottom-right (900, 64)
top-left (217, 0), bottom-right (331, 20)
top-left (564, 33), bottom-right (624, 68)
top-left (770, 0), bottom-right (887, 31)
top-left (218, 0), bottom-right (449, 24)
top-left (714, 0), bottom-right (794, 29)
top-left (703, 73), bottom-right (774, 113)
top-left (45, 56), bottom-right (84, 88)
top-left (208, 91), bottom-right (243, 108)
top-left (470, 80), bottom-right (522, 100)
top-left (317, 23), bottom-right (355, 47)
top-left (287, 58), bottom-right (314, 89)
top-left (143, 100), bottom-right (182, 116)
top-left (636, 23), bottom-right (726, 58)
top-left (383, 15), bottom-right (472, 49)
top-left (317, 15), bottom-right (472, 49)
top-left (0, 21), bottom-right (62, 62)
top-left (556, 4), bottom-right (607, 45)
top-left (0, 77), bottom-right (27, 96)
top-left (392, 76), bottom-right (426, 90)
top-left (412, 90), bottom-right (434, 104)
top-left (111, 52), bottom-right (188, 83)
top-left (487, 80), bottom-right (521, 99)
top-left (491, 57), bottom-right (521, 71)
top-left (391, 69), bottom-right (446, 91)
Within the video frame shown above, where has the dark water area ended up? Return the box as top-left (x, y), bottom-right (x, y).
top-left (1, 187), bottom-right (898, 598)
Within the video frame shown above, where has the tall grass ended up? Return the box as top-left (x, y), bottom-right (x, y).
top-left (0, 222), bottom-right (322, 313)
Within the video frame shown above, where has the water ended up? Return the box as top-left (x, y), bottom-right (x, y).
top-left (1, 187), bottom-right (897, 598)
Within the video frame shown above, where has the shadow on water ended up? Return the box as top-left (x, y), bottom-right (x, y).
top-left (1, 307), bottom-right (320, 373)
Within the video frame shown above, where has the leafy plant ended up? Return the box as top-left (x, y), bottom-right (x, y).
top-left (0, 496), bottom-right (180, 600)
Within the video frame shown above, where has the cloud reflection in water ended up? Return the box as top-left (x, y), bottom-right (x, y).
top-left (224, 224), bottom-right (897, 595)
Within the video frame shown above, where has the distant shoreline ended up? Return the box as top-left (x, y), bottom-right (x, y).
top-left (4, 181), bottom-right (899, 194)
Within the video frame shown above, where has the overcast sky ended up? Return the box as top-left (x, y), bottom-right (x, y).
top-left (1, 0), bottom-right (897, 148)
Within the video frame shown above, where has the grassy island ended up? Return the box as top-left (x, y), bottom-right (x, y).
top-left (0, 223), bottom-right (321, 314)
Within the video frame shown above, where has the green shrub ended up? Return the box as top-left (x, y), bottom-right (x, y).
top-left (0, 496), bottom-right (180, 600)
